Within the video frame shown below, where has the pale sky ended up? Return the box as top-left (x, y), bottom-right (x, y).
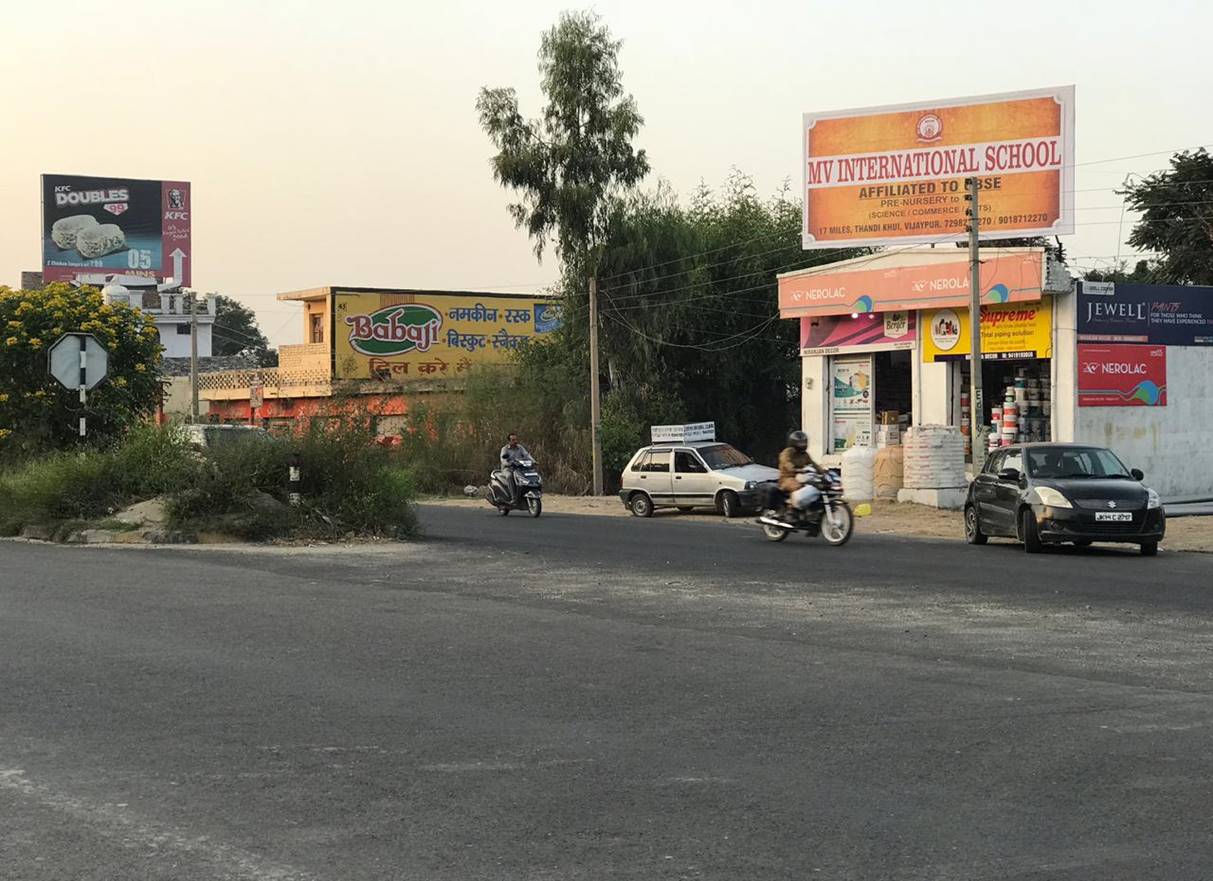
top-left (3, 0), bottom-right (1209, 346)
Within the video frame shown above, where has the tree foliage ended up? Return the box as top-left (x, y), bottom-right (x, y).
top-left (476, 10), bottom-right (648, 269)
top-left (213, 295), bottom-right (275, 366)
top-left (1123, 149), bottom-right (1213, 284)
top-left (522, 172), bottom-right (863, 469)
top-left (0, 283), bottom-right (162, 456)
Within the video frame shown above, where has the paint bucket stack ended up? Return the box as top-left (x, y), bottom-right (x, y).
top-left (988, 406), bottom-right (1002, 453)
top-left (1001, 400), bottom-right (1019, 447)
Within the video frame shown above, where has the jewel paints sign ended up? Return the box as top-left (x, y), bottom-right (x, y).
top-left (1077, 344), bottom-right (1167, 407)
top-left (1077, 281), bottom-right (1213, 345)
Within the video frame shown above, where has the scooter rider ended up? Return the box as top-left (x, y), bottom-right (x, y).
top-left (500, 433), bottom-right (532, 500)
top-left (778, 430), bottom-right (823, 514)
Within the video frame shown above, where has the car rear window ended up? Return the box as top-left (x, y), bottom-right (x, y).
top-left (645, 450), bottom-right (671, 473)
top-left (631, 451), bottom-right (650, 472)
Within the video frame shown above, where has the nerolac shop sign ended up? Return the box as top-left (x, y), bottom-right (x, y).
top-left (1077, 281), bottom-right (1213, 346)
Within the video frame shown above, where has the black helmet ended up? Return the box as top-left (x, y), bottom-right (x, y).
top-left (788, 430), bottom-right (808, 451)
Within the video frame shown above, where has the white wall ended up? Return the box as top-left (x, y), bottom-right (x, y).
top-left (157, 321), bottom-right (213, 358)
top-left (1074, 346), bottom-right (1213, 499)
top-left (1052, 291), bottom-right (1077, 442)
top-left (915, 359), bottom-right (952, 426)
top-left (800, 354), bottom-right (830, 460)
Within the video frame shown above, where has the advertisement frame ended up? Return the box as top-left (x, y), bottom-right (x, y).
top-left (41, 174), bottom-right (191, 285)
top-left (1077, 343), bottom-right (1167, 407)
top-left (1077, 280), bottom-right (1213, 346)
top-left (802, 86), bottom-right (1076, 249)
top-left (922, 296), bottom-right (1054, 363)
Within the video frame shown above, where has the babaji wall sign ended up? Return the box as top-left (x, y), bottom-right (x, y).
top-left (334, 292), bottom-right (561, 381)
top-left (802, 86), bottom-right (1075, 248)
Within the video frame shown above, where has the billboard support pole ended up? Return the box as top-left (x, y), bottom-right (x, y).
top-left (589, 275), bottom-right (604, 496)
top-left (966, 177), bottom-right (984, 453)
top-left (190, 290), bottom-right (200, 424)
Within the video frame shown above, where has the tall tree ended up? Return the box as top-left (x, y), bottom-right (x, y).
top-left (476, 10), bottom-right (649, 272)
top-left (1123, 149), bottom-right (1213, 284)
top-left (212, 296), bottom-right (276, 367)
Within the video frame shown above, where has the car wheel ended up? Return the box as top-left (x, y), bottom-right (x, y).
top-left (1021, 508), bottom-right (1043, 554)
top-left (1140, 541), bottom-right (1158, 557)
top-left (964, 505), bottom-right (988, 545)
top-left (720, 491), bottom-right (740, 519)
top-left (629, 493), bottom-right (654, 518)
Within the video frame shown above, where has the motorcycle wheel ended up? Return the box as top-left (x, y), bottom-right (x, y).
top-left (820, 500), bottom-right (854, 546)
top-left (527, 497), bottom-right (542, 518)
top-left (499, 506), bottom-right (510, 516)
top-left (761, 511), bottom-right (789, 542)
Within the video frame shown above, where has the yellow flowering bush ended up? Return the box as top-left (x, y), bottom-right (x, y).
top-left (0, 282), bottom-right (162, 455)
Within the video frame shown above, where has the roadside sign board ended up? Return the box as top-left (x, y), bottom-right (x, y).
top-left (48, 333), bottom-right (109, 390)
top-left (1078, 344), bottom-right (1167, 407)
top-left (801, 86), bottom-right (1075, 248)
top-left (651, 422), bottom-right (716, 444)
top-left (41, 174), bottom-right (191, 285)
top-left (1077, 281), bottom-right (1213, 346)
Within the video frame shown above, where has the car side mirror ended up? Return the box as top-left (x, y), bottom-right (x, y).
top-left (1130, 467), bottom-right (1144, 482)
top-left (998, 467), bottom-right (1020, 482)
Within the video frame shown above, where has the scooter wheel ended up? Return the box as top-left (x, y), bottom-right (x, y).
top-left (499, 506), bottom-right (510, 516)
top-left (527, 497), bottom-right (542, 518)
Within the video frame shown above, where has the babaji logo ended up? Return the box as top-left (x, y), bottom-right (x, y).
top-left (916, 113), bottom-right (943, 143)
top-left (345, 304), bottom-right (442, 356)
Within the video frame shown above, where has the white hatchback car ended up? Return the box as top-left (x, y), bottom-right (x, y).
top-left (618, 442), bottom-right (779, 518)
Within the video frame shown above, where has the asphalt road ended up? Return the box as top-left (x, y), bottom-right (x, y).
top-left (2, 507), bottom-right (1213, 880)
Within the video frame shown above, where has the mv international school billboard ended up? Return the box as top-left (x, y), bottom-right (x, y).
top-left (41, 174), bottom-right (192, 285)
top-left (802, 86), bottom-right (1075, 248)
top-left (334, 291), bottom-right (562, 381)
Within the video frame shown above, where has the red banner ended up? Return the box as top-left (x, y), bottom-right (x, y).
top-left (1077, 344), bottom-right (1167, 407)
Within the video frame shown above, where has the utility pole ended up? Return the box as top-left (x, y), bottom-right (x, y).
top-left (966, 177), bottom-right (983, 451)
top-left (189, 289), bottom-right (200, 423)
top-left (589, 275), bottom-right (603, 495)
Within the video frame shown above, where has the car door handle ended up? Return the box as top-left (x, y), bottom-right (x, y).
top-left (675, 476), bottom-right (682, 480)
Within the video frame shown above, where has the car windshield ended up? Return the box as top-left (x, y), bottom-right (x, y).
top-left (1027, 446), bottom-right (1131, 479)
top-left (698, 444), bottom-right (753, 470)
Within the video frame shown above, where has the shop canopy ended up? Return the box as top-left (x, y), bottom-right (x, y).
top-left (777, 247), bottom-right (1070, 319)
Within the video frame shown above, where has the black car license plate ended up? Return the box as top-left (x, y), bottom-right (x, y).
top-left (1095, 512), bottom-right (1133, 522)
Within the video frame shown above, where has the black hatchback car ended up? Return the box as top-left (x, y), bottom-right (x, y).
top-left (965, 443), bottom-right (1166, 555)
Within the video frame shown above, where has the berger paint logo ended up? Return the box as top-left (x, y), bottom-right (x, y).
top-left (345, 304), bottom-right (443, 356)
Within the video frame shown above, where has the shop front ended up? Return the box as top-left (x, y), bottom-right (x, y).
top-left (921, 297), bottom-right (1055, 457)
top-left (778, 247), bottom-right (1070, 463)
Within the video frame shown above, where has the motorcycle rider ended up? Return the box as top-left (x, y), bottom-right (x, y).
top-left (778, 430), bottom-right (823, 515)
top-left (499, 433), bottom-right (533, 502)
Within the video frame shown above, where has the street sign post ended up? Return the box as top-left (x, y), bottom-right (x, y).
top-left (48, 333), bottom-right (109, 437)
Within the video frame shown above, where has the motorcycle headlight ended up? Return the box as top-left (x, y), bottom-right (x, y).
top-left (1035, 486), bottom-right (1072, 509)
top-left (1147, 488), bottom-right (1161, 510)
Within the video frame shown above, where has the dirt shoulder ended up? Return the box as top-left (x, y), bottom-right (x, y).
top-left (424, 494), bottom-right (1213, 553)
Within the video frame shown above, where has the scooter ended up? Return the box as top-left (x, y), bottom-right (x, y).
top-left (756, 468), bottom-right (854, 545)
top-left (487, 459), bottom-right (543, 517)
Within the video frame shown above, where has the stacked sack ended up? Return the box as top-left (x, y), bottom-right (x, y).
top-left (874, 445), bottom-right (904, 499)
top-left (841, 444), bottom-right (876, 501)
top-left (902, 425), bottom-right (966, 490)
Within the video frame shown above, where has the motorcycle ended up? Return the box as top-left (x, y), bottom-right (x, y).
top-left (756, 467), bottom-right (854, 545)
top-left (487, 458), bottom-right (543, 517)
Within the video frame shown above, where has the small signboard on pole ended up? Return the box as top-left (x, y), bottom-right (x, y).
top-left (48, 333), bottom-right (109, 437)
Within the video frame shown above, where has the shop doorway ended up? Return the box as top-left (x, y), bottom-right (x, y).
top-left (829, 349), bottom-right (913, 452)
top-left (961, 357), bottom-right (1052, 456)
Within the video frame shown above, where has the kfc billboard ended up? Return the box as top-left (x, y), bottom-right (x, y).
top-left (1078, 344), bottom-right (1167, 407)
top-left (802, 86), bottom-right (1075, 248)
top-left (41, 174), bottom-right (191, 285)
